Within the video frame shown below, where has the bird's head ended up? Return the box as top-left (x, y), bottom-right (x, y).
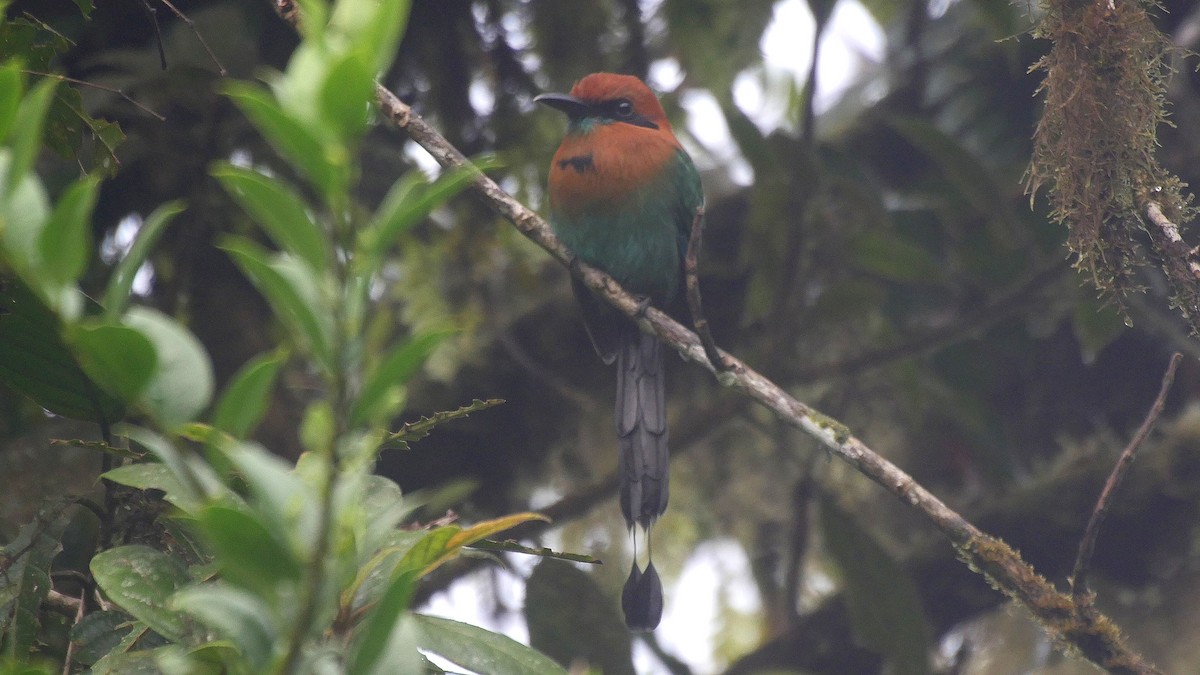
top-left (535, 73), bottom-right (670, 134)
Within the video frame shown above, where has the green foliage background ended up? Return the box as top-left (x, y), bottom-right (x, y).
top-left (3, 0), bottom-right (1200, 673)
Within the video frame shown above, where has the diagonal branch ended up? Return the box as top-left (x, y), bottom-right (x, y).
top-left (1071, 352), bottom-right (1181, 609)
top-left (370, 83), bottom-right (1161, 674)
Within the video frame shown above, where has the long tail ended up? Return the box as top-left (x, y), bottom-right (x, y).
top-left (615, 326), bottom-right (668, 528)
top-left (615, 325), bottom-right (668, 631)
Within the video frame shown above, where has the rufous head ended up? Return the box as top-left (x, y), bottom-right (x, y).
top-left (535, 73), bottom-right (671, 133)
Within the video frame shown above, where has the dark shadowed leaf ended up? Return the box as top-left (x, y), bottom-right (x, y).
top-left (45, 86), bottom-right (126, 175)
top-left (525, 560), bottom-right (634, 675)
top-left (820, 497), bottom-right (932, 675)
top-left (887, 116), bottom-right (1017, 235)
top-left (69, 611), bottom-right (134, 666)
top-left (0, 503), bottom-right (73, 658)
top-left (850, 232), bottom-right (944, 283)
top-left (0, 275), bottom-right (125, 422)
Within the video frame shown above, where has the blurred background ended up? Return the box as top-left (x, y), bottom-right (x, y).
top-left (5, 0), bottom-right (1200, 672)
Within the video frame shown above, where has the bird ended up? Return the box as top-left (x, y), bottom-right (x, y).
top-left (535, 72), bottom-right (703, 631)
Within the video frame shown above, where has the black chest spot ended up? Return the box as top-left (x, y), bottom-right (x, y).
top-left (558, 154), bottom-right (595, 174)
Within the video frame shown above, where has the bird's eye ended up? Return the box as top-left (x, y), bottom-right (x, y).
top-left (615, 100), bottom-right (634, 118)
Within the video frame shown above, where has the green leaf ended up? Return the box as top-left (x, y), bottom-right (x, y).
top-left (358, 475), bottom-right (414, 555)
top-left (415, 614), bottom-right (566, 675)
top-left (171, 584), bottom-right (276, 671)
top-left (0, 159), bottom-right (51, 280)
top-left (220, 236), bottom-right (333, 370)
top-left (345, 530), bottom-right (427, 614)
top-left (212, 163), bottom-right (328, 273)
top-left (4, 77), bottom-right (56, 196)
top-left (318, 52), bottom-right (374, 140)
top-left (89, 646), bottom-right (174, 675)
top-left (102, 463), bottom-right (186, 504)
top-left (120, 425), bottom-right (211, 511)
top-left (0, 19), bottom-right (69, 72)
top-left (0, 274), bottom-right (125, 423)
top-left (1072, 296), bottom-right (1126, 365)
top-left (363, 164), bottom-right (483, 262)
top-left (124, 306), bottom-right (214, 428)
top-left (398, 513), bottom-right (548, 578)
top-left (103, 202), bottom-right (185, 319)
top-left (887, 116), bottom-right (1017, 233)
top-left (350, 569), bottom-right (420, 674)
top-left (38, 175), bottom-right (99, 285)
top-left (350, 331), bottom-right (448, 427)
top-left (211, 349), bottom-right (286, 438)
top-left (72, 0), bottom-right (93, 18)
top-left (0, 503), bottom-right (73, 658)
top-left (467, 540), bottom-right (600, 565)
top-left (90, 545), bottom-right (191, 642)
top-left (69, 611), bottom-right (134, 667)
top-left (46, 85), bottom-right (126, 175)
top-left (194, 505), bottom-right (302, 594)
top-left (0, 63), bottom-right (22, 141)
top-left (224, 82), bottom-right (341, 198)
top-left (849, 232), bottom-right (944, 284)
top-left (216, 440), bottom-right (314, 549)
top-left (820, 497), bottom-right (932, 675)
top-left (330, 0), bottom-right (411, 74)
top-left (68, 322), bottom-right (157, 405)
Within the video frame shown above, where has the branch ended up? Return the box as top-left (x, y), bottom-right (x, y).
top-left (1143, 201), bottom-right (1200, 329)
top-left (1071, 352), bottom-right (1181, 608)
top-left (23, 70), bottom-right (166, 122)
top-left (371, 84), bottom-right (1161, 674)
top-left (683, 206), bottom-right (728, 372)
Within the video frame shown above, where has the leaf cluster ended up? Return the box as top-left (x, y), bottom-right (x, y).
top-left (0, 2), bottom-right (575, 673)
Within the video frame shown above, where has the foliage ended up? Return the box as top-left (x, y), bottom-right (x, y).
top-left (0, 1), bottom-right (570, 673)
top-left (3, 0), bottom-right (1200, 673)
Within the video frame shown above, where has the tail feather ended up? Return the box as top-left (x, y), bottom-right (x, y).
top-left (621, 560), bottom-right (664, 632)
top-left (615, 327), bottom-right (669, 530)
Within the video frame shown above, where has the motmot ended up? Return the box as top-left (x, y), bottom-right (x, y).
top-left (536, 73), bottom-right (704, 631)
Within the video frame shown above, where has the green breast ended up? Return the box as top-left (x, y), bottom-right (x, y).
top-left (551, 150), bottom-right (702, 303)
